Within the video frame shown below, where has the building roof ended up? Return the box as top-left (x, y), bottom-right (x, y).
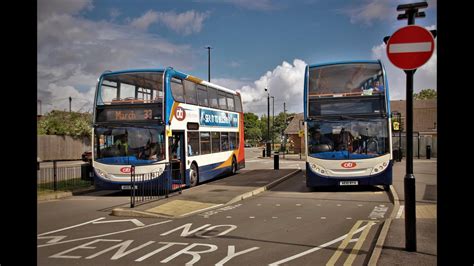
top-left (284, 113), bottom-right (304, 135)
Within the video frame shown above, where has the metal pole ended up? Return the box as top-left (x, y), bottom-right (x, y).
top-left (271, 96), bottom-right (275, 151)
top-left (69, 97), bottom-right (72, 112)
top-left (53, 160), bottom-right (57, 191)
top-left (404, 68), bottom-right (417, 252)
top-left (38, 100), bottom-right (42, 115)
top-left (205, 46), bottom-right (212, 82)
top-left (266, 92), bottom-right (271, 157)
top-left (283, 102), bottom-right (287, 157)
top-left (399, 113), bottom-right (402, 162)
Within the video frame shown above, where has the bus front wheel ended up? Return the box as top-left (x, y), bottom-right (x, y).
top-left (231, 157), bottom-right (238, 175)
top-left (190, 163), bottom-right (198, 187)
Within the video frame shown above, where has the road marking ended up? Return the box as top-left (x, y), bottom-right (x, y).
top-left (272, 217), bottom-right (278, 219)
top-left (269, 222), bottom-right (374, 265)
top-left (321, 217), bottom-right (326, 219)
top-left (226, 216), bottom-right (232, 219)
top-left (346, 217), bottom-right (352, 220)
top-left (368, 205), bottom-right (389, 219)
top-left (326, 220), bottom-right (363, 265)
top-left (344, 221), bottom-right (376, 265)
top-left (92, 219), bottom-right (145, 227)
top-left (257, 204), bottom-right (262, 206)
top-left (337, 204), bottom-right (342, 207)
top-left (249, 216), bottom-right (255, 219)
top-left (357, 204), bottom-right (363, 207)
top-left (38, 220), bottom-right (172, 248)
top-left (276, 204), bottom-right (280, 206)
top-left (179, 204), bottom-right (224, 217)
top-left (296, 217), bottom-right (302, 219)
top-left (296, 204), bottom-right (302, 206)
top-left (38, 217), bottom-right (106, 236)
top-left (396, 205), bottom-right (405, 219)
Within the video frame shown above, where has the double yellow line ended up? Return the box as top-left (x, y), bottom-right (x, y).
top-left (326, 220), bottom-right (376, 266)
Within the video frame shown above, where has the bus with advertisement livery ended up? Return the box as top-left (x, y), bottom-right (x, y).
top-left (92, 67), bottom-right (245, 190)
top-left (304, 60), bottom-right (392, 190)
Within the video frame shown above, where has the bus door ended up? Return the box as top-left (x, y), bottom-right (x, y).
top-left (169, 131), bottom-right (185, 187)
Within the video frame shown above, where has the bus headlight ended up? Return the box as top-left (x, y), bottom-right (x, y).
top-left (310, 163), bottom-right (328, 176)
top-left (371, 161), bottom-right (389, 175)
top-left (95, 168), bottom-right (110, 179)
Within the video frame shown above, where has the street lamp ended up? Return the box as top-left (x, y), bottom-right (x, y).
top-left (271, 96), bottom-right (275, 151)
top-left (205, 46), bottom-right (212, 82)
top-left (265, 87), bottom-right (271, 157)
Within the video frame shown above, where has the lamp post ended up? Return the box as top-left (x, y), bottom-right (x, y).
top-left (205, 46), bottom-right (212, 82)
top-left (265, 88), bottom-right (271, 157)
top-left (69, 97), bottom-right (72, 112)
top-left (271, 96), bottom-right (275, 151)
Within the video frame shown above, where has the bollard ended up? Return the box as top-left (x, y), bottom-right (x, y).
top-left (53, 160), bottom-right (57, 191)
top-left (262, 149), bottom-right (265, 158)
top-left (426, 145), bottom-right (431, 160)
top-left (274, 153), bottom-right (279, 170)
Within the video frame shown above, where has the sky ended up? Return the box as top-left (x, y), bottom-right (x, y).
top-left (37, 0), bottom-right (437, 116)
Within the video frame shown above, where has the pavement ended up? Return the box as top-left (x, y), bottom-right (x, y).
top-left (372, 158), bottom-right (437, 265)
top-left (112, 168), bottom-right (302, 219)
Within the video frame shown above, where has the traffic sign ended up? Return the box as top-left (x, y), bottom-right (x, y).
top-left (386, 25), bottom-right (435, 70)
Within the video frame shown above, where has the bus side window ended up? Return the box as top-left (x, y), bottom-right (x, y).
top-left (183, 80), bottom-right (198, 105)
top-left (208, 87), bottom-right (219, 109)
top-left (197, 85), bottom-right (209, 107)
top-left (218, 92), bottom-right (227, 110)
top-left (226, 93), bottom-right (235, 111)
top-left (171, 78), bottom-right (185, 102)
top-left (234, 94), bottom-right (242, 112)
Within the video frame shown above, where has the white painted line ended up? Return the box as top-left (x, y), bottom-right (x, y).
top-left (257, 204), bottom-right (262, 206)
top-left (226, 216), bottom-right (232, 219)
top-left (296, 204), bottom-right (302, 206)
top-left (179, 204), bottom-right (223, 217)
top-left (380, 205), bottom-right (385, 207)
top-left (92, 219), bottom-right (145, 227)
top-left (38, 220), bottom-right (172, 248)
top-left (276, 204), bottom-right (280, 206)
top-left (396, 205), bottom-right (405, 219)
top-left (337, 204), bottom-right (342, 207)
top-left (269, 223), bottom-right (374, 265)
top-left (321, 217), bottom-right (326, 219)
top-left (357, 204), bottom-right (363, 207)
top-left (38, 217), bottom-right (106, 236)
top-left (349, 238), bottom-right (359, 243)
top-left (272, 217), bottom-right (278, 219)
top-left (296, 217), bottom-right (302, 219)
top-left (249, 216), bottom-right (255, 219)
top-left (346, 217), bottom-right (352, 220)
top-left (203, 216), bottom-right (209, 219)
top-left (389, 42), bottom-right (432, 53)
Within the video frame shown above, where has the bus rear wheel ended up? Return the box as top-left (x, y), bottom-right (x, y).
top-left (190, 163), bottom-right (198, 187)
top-left (231, 157), bottom-right (238, 175)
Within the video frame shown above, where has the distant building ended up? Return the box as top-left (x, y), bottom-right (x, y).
top-left (390, 99), bottom-right (437, 134)
top-left (283, 113), bottom-right (305, 154)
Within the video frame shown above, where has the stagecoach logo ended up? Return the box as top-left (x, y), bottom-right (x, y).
top-left (175, 106), bottom-right (186, 121)
top-left (120, 167), bottom-right (132, 173)
top-left (341, 162), bottom-right (357, 168)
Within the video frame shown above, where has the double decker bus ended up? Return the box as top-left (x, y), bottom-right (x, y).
top-left (92, 67), bottom-right (245, 190)
top-left (304, 60), bottom-right (392, 190)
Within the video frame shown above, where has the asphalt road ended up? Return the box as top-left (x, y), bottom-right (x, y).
top-left (37, 148), bottom-right (392, 265)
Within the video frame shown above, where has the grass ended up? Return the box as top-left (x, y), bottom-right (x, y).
top-left (37, 178), bottom-right (94, 193)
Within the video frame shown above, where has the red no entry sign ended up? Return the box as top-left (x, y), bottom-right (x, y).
top-left (386, 25), bottom-right (435, 70)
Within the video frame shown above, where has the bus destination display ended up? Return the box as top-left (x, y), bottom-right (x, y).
top-left (96, 107), bottom-right (161, 122)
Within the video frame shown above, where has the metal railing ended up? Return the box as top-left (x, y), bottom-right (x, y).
top-left (37, 160), bottom-right (94, 193)
top-left (130, 162), bottom-right (186, 208)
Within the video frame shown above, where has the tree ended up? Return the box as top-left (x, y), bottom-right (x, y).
top-left (38, 110), bottom-right (92, 138)
top-left (243, 112), bottom-right (262, 144)
top-left (413, 89), bottom-right (437, 100)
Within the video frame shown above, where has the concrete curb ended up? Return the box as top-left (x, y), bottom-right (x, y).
top-left (37, 191), bottom-right (73, 201)
top-left (226, 169), bottom-right (302, 205)
top-left (368, 184), bottom-right (400, 265)
top-left (112, 169), bottom-right (302, 218)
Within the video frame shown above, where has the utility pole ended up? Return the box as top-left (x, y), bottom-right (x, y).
top-left (69, 97), bottom-right (72, 112)
top-left (283, 102), bottom-right (287, 157)
top-left (205, 46), bottom-right (212, 82)
top-left (265, 88), bottom-right (271, 157)
top-left (271, 96), bottom-right (275, 151)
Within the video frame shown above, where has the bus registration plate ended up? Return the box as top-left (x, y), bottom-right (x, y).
top-left (340, 181), bottom-right (358, 186)
top-left (121, 185), bottom-right (138, 190)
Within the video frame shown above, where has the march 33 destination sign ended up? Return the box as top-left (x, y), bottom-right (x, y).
top-left (200, 109), bottom-right (238, 127)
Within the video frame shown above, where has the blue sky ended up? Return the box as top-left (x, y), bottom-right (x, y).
top-left (37, 0), bottom-right (437, 115)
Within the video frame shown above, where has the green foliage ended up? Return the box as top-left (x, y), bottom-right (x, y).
top-left (413, 89), bottom-right (437, 100)
top-left (244, 112), bottom-right (262, 144)
top-left (38, 110), bottom-right (92, 138)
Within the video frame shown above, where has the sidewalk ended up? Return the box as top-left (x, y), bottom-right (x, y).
top-left (112, 169), bottom-right (301, 218)
top-left (372, 158), bottom-right (437, 265)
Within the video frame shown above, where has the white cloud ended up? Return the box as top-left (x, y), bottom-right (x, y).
top-left (130, 10), bottom-right (159, 30)
top-left (109, 8), bottom-right (121, 21)
top-left (371, 37), bottom-right (437, 100)
top-left (129, 10), bottom-right (210, 35)
top-left (195, 0), bottom-right (275, 11)
top-left (157, 10), bottom-right (211, 35)
top-left (38, 0), bottom-right (93, 20)
top-left (340, 0), bottom-right (394, 25)
top-left (38, 4), bottom-right (197, 114)
top-left (238, 59), bottom-right (306, 115)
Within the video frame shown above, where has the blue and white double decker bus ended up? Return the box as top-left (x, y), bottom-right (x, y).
top-left (92, 67), bottom-right (245, 190)
top-left (304, 60), bottom-right (392, 190)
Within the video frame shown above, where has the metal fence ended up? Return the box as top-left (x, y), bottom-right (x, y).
top-left (37, 161), bottom-right (94, 193)
top-left (392, 133), bottom-right (437, 159)
top-left (130, 162), bottom-right (185, 208)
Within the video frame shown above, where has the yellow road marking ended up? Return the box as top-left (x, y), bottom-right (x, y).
top-left (343, 221), bottom-right (375, 265)
top-left (326, 220), bottom-right (363, 266)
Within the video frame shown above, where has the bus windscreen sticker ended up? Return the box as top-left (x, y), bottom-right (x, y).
top-left (200, 109), bottom-right (238, 127)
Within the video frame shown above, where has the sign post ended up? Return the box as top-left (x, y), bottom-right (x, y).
top-left (386, 1), bottom-right (435, 252)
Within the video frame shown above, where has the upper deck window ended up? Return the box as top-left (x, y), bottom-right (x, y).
top-left (98, 72), bottom-right (163, 105)
top-left (309, 63), bottom-right (384, 98)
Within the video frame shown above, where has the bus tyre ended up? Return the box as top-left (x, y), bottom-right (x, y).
top-left (190, 163), bottom-right (198, 187)
top-left (383, 185), bottom-right (390, 191)
top-left (231, 157), bottom-right (238, 175)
